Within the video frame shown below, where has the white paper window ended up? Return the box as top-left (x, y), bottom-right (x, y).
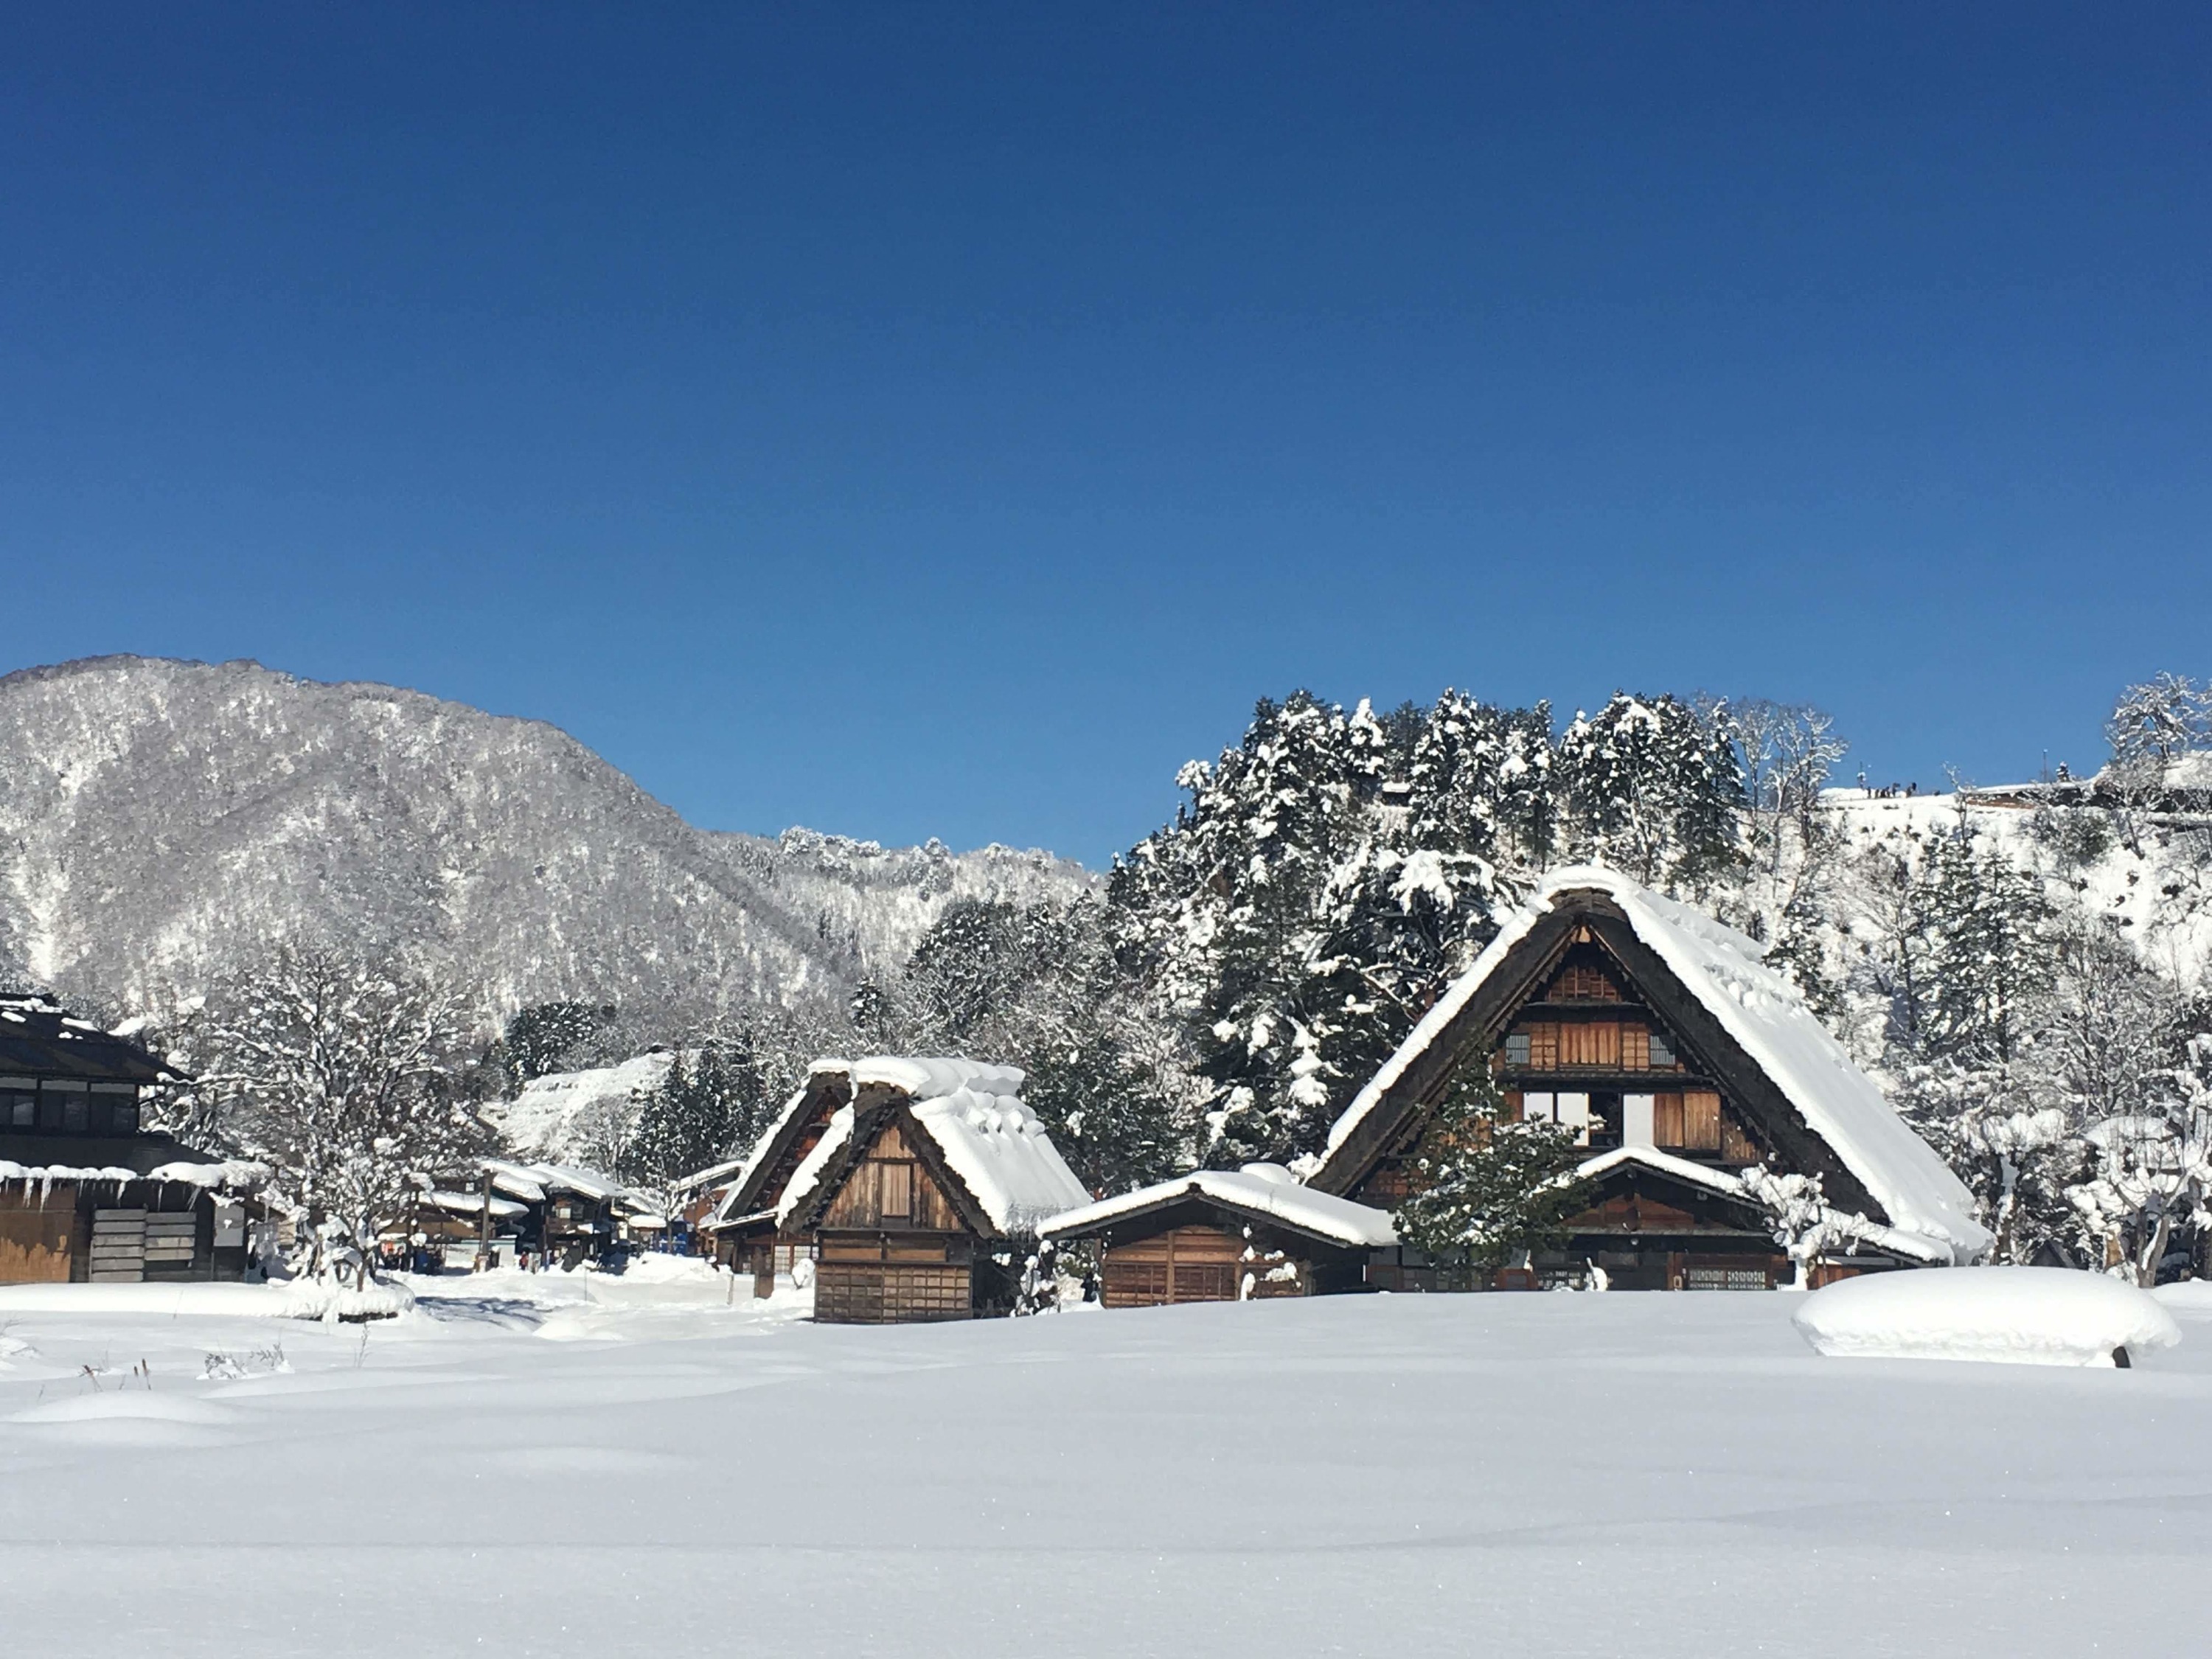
top-left (1624, 1093), bottom-right (1656, 1148)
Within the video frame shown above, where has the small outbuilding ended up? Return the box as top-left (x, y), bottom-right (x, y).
top-left (777, 1057), bottom-right (1090, 1324)
top-left (1, 993), bottom-right (265, 1284)
top-left (1041, 1164), bottom-right (1396, 1307)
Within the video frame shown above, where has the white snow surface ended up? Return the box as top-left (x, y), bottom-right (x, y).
top-left (4, 1279), bottom-right (2211, 1656)
top-left (1794, 1266), bottom-right (2184, 1367)
top-left (1325, 866), bottom-right (1992, 1264)
top-left (1043, 1163), bottom-right (1399, 1247)
top-left (497, 1052), bottom-right (676, 1164)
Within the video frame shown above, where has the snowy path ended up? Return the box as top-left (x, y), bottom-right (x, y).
top-left (2, 1272), bottom-right (2208, 1657)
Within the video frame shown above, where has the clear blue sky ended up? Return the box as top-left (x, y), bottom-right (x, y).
top-left (5, 4), bottom-right (2206, 866)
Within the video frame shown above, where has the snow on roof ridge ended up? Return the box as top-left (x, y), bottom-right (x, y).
top-left (810, 1054), bottom-right (1028, 1102)
top-left (1043, 1164), bottom-right (1399, 1248)
top-left (1321, 865), bottom-right (1992, 1264)
top-left (908, 1085), bottom-right (1088, 1234)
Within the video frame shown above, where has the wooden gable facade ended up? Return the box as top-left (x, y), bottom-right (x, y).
top-left (790, 1094), bottom-right (1023, 1324)
top-left (702, 1068), bottom-right (855, 1295)
top-left (1310, 887), bottom-right (1926, 1290)
top-left (1044, 1189), bottom-right (1374, 1309)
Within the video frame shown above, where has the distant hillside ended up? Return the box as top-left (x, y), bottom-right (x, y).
top-left (0, 656), bottom-right (1090, 1020)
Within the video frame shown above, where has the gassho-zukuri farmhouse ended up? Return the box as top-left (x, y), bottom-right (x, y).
top-left (689, 866), bottom-right (1990, 1321)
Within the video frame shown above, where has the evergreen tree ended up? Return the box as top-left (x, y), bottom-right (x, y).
top-left (627, 1034), bottom-right (772, 1186)
top-left (1916, 829), bottom-right (2053, 1065)
top-left (1020, 1033), bottom-right (1188, 1196)
top-left (496, 1001), bottom-right (613, 1088)
top-left (1390, 1058), bottom-right (1590, 1279)
top-left (1554, 692), bottom-right (1744, 892)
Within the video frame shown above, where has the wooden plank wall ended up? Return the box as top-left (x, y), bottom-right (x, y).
top-left (0, 1189), bottom-right (72, 1284)
top-left (814, 1262), bottom-right (972, 1324)
top-left (1100, 1225), bottom-right (1308, 1308)
top-left (821, 1122), bottom-right (963, 1232)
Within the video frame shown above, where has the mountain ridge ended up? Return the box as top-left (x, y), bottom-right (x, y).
top-left (0, 655), bottom-right (1090, 1021)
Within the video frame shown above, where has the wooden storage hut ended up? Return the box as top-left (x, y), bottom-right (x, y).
top-left (1040, 1164), bottom-right (1394, 1307)
top-left (695, 1064), bottom-right (858, 1294)
top-left (1, 993), bottom-right (264, 1284)
top-left (1307, 867), bottom-right (1992, 1289)
top-left (778, 1058), bottom-right (1091, 1324)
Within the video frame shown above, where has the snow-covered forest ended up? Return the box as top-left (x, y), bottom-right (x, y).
top-left (32, 666), bottom-right (2203, 1285)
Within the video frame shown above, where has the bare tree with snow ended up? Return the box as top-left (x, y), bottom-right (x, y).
top-left (186, 944), bottom-right (489, 1280)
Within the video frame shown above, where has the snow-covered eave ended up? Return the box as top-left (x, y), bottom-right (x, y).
top-left (720, 1081), bottom-right (820, 1208)
top-left (1572, 1144), bottom-right (1747, 1201)
top-left (1043, 1169), bottom-right (1398, 1249)
top-left (1568, 1147), bottom-right (1953, 1263)
top-left (668, 1154), bottom-right (751, 1197)
top-left (0, 1158), bottom-right (265, 1193)
top-left (700, 1206), bottom-right (777, 1235)
top-left (776, 1106), bottom-right (855, 1228)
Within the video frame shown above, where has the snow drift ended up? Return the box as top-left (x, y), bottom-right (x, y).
top-left (1792, 1267), bottom-right (2183, 1368)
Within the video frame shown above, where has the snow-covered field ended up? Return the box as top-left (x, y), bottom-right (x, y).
top-left (4, 1266), bottom-right (2210, 1658)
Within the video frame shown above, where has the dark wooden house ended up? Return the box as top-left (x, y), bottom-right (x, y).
top-left (1040, 1164), bottom-right (1394, 1308)
top-left (0, 993), bottom-right (262, 1284)
top-left (777, 1058), bottom-right (1091, 1324)
top-left (1307, 869), bottom-right (1992, 1290)
top-left (697, 1064), bottom-right (858, 1295)
top-left (477, 1160), bottom-right (643, 1268)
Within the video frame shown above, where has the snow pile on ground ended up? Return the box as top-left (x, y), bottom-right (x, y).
top-left (0, 1277), bottom-right (416, 1322)
top-left (1794, 1266), bottom-right (2183, 1367)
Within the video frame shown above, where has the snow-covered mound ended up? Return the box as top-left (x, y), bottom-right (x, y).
top-left (497, 1052), bottom-right (676, 1164)
top-left (1793, 1267), bottom-right (2182, 1368)
top-left (0, 1277), bottom-right (416, 1321)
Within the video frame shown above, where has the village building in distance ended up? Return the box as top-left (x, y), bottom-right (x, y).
top-left (1303, 866), bottom-right (1992, 1290)
top-left (1042, 1164), bottom-right (1396, 1307)
top-left (757, 1058), bottom-right (1088, 1323)
top-left (0, 993), bottom-right (265, 1285)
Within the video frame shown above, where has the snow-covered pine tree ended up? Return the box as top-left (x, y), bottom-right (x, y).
top-left (1390, 1057), bottom-right (1590, 1281)
top-left (1891, 1059), bottom-right (2077, 1265)
top-left (495, 1001), bottom-right (612, 1088)
top-left (1554, 692), bottom-right (1745, 894)
top-left (627, 1035), bottom-right (773, 1188)
top-left (1138, 692), bottom-right (1374, 1166)
top-left (1916, 827), bottom-right (2053, 1065)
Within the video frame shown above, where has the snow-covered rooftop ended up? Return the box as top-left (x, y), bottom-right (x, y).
top-left (1043, 1163), bottom-right (1398, 1248)
top-left (775, 1055), bottom-right (1085, 1236)
top-left (1322, 866), bottom-right (1993, 1265)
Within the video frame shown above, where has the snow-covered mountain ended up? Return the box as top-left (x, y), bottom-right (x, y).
top-left (0, 656), bottom-right (1090, 1019)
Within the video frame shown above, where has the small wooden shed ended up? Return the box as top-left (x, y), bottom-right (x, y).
top-left (778, 1058), bottom-right (1090, 1324)
top-left (696, 1063), bottom-right (859, 1293)
top-left (1041, 1165), bottom-right (1396, 1307)
top-left (1, 993), bottom-right (263, 1284)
